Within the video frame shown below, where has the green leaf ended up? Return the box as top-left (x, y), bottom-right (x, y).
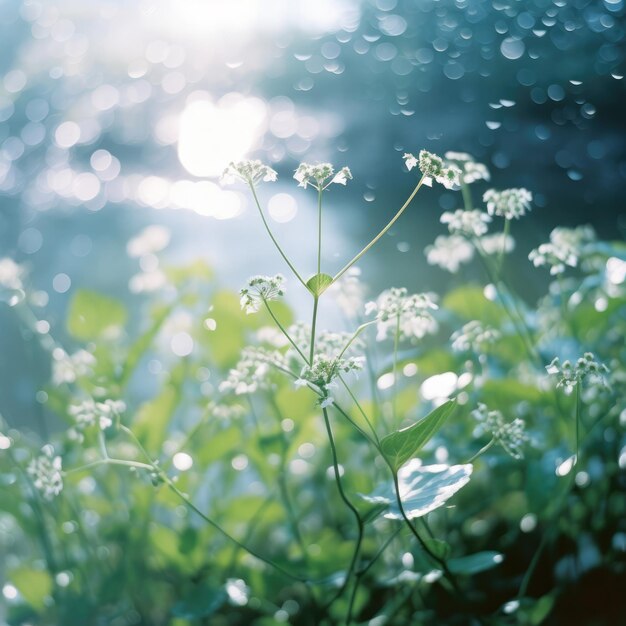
top-left (380, 399), bottom-right (457, 472)
top-left (447, 551), bottom-right (504, 575)
top-left (10, 567), bottom-right (52, 611)
top-left (443, 285), bottom-right (505, 326)
top-left (67, 289), bottom-right (127, 341)
top-left (172, 584), bottom-right (226, 619)
top-left (360, 462), bottom-right (472, 520)
top-left (424, 538), bottom-right (452, 561)
top-left (306, 273), bottom-right (333, 296)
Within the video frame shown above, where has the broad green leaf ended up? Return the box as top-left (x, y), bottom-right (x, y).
top-left (172, 584), bottom-right (226, 619)
top-left (360, 461), bottom-right (472, 520)
top-left (306, 273), bottom-right (333, 296)
top-left (380, 399), bottom-right (457, 472)
top-left (443, 285), bottom-right (505, 325)
top-left (10, 567), bottom-right (52, 611)
top-left (67, 289), bottom-right (127, 341)
top-left (447, 551), bottom-right (504, 575)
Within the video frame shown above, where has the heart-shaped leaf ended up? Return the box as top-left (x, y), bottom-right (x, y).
top-left (360, 461), bottom-right (472, 520)
top-left (306, 273), bottom-right (333, 296)
top-left (381, 399), bottom-right (457, 472)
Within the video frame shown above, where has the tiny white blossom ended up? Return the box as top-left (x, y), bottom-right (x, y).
top-left (221, 160), bottom-right (277, 186)
top-left (529, 226), bottom-right (596, 276)
top-left (480, 232), bottom-right (515, 255)
top-left (366, 287), bottom-right (438, 342)
top-left (293, 163), bottom-right (352, 190)
top-left (219, 348), bottom-right (287, 395)
top-left (404, 150), bottom-right (461, 189)
top-left (0, 257), bottom-right (24, 292)
top-left (126, 225), bottom-right (171, 258)
top-left (403, 153), bottom-right (418, 171)
top-left (52, 349), bottom-right (96, 386)
top-left (472, 404), bottom-right (528, 460)
top-left (425, 235), bottom-right (474, 273)
top-left (239, 274), bottom-right (286, 315)
top-left (451, 321), bottom-right (500, 353)
top-left (441, 209), bottom-right (492, 237)
top-left (69, 398), bottom-right (125, 437)
top-left (546, 353), bottom-right (609, 395)
top-left (444, 152), bottom-right (490, 184)
top-left (207, 401), bottom-right (246, 421)
top-left (483, 188), bottom-right (532, 220)
top-left (27, 446), bottom-right (63, 500)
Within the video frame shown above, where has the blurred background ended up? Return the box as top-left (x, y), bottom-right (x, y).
top-left (1, 0), bottom-right (625, 425)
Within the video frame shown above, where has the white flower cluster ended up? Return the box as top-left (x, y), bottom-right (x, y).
top-left (365, 287), bottom-right (438, 341)
top-left (296, 354), bottom-right (365, 407)
top-left (480, 232), bottom-right (515, 256)
top-left (425, 235), bottom-right (474, 273)
top-left (0, 257), bottom-right (24, 292)
top-left (52, 349), bottom-right (96, 386)
top-left (483, 188), bottom-right (532, 220)
top-left (221, 160), bottom-right (278, 186)
top-left (472, 403), bottom-right (528, 460)
top-left (207, 401), bottom-right (246, 422)
top-left (293, 162), bottom-right (352, 190)
top-left (403, 150), bottom-right (462, 189)
top-left (27, 446), bottom-right (63, 500)
top-left (444, 152), bottom-right (491, 184)
top-left (529, 226), bottom-right (596, 276)
top-left (546, 352), bottom-right (609, 395)
top-left (219, 348), bottom-right (286, 395)
top-left (451, 321), bottom-right (500, 353)
top-left (441, 209), bottom-right (492, 237)
top-left (240, 274), bottom-right (286, 315)
top-left (68, 398), bottom-right (125, 441)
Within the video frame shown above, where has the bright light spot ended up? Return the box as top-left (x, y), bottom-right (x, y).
top-left (457, 372), bottom-right (473, 388)
top-left (171, 332), bottom-right (194, 356)
top-left (403, 363), bottom-right (418, 377)
top-left (2, 584), bottom-right (18, 600)
top-left (281, 418), bottom-right (294, 432)
top-left (556, 455), bottom-right (576, 476)
top-left (178, 93), bottom-right (267, 177)
top-left (225, 578), bottom-right (249, 606)
top-left (575, 471), bottom-right (590, 487)
top-left (377, 372), bottom-right (395, 390)
top-left (483, 284), bottom-right (497, 301)
top-left (607, 256), bottom-right (626, 284)
top-left (594, 297), bottom-right (608, 312)
top-left (619, 446), bottom-right (626, 469)
top-left (421, 372), bottom-right (458, 400)
top-left (503, 600), bottom-right (520, 614)
top-left (52, 273), bottom-right (71, 293)
top-left (55, 121), bottom-right (81, 148)
top-left (204, 318), bottom-right (217, 331)
top-left (0, 435), bottom-right (11, 450)
top-left (55, 572), bottom-right (72, 587)
top-left (232, 454), bottom-right (248, 471)
top-left (268, 193), bottom-right (298, 223)
top-left (35, 320), bottom-right (50, 334)
top-left (520, 513), bottom-right (537, 533)
top-left (173, 452), bottom-right (193, 471)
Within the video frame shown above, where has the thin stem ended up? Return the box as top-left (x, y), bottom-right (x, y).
top-left (497, 217), bottom-right (510, 273)
top-left (575, 382), bottom-right (581, 464)
top-left (338, 376), bottom-right (380, 445)
top-left (392, 313), bottom-right (401, 421)
top-left (263, 299), bottom-right (309, 364)
top-left (332, 175), bottom-right (426, 283)
top-left (249, 183), bottom-right (307, 288)
top-left (317, 187), bottom-right (323, 276)
top-left (336, 320), bottom-right (377, 361)
top-left (465, 438), bottom-right (496, 464)
top-left (309, 296), bottom-right (319, 364)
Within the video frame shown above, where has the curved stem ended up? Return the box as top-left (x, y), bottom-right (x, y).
top-left (336, 320), bottom-right (377, 361)
top-left (263, 299), bottom-right (309, 364)
top-left (338, 376), bottom-right (380, 445)
top-left (332, 175), bottom-right (426, 283)
top-left (249, 183), bottom-right (307, 288)
top-left (465, 438), bottom-right (495, 464)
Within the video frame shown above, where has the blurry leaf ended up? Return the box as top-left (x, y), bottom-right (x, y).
top-left (195, 426), bottom-right (241, 465)
top-left (447, 551), bottom-right (504, 575)
top-left (361, 462), bottom-right (472, 520)
top-left (306, 273), bottom-right (333, 296)
top-left (179, 526), bottom-right (198, 555)
top-left (424, 538), bottom-right (452, 561)
top-left (481, 379), bottom-right (543, 408)
top-left (443, 285), bottom-right (505, 325)
top-left (529, 593), bottom-right (555, 624)
top-left (172, 584), bottom-right (226, 619)
top-left (165, 259), bottom-right (214, 284)
top-left (380, 399), bottom-right (457, 472)
top-left (67, 289), bottom-right (127, 341)
top-left (9, 567), bottom-right (52, 611)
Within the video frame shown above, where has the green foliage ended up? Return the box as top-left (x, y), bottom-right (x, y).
top-left (66, 289), bottom-right (127, 340)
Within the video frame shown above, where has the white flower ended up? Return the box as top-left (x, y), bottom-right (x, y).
top-left (529, 226), bottom-right (596, 276)
top-left (366, 287), bottom-right (438, 342)
top-left (219, 348), bottom-right (287, 395)
top-left (69, 398), bottom-right (125, 434)
top-left (418, 150), bottom-right (444, 178)
top-left (298, 354), bottom-right (364, 404)
top-left (293, 163), bottom-right (352, 190)
top-left (483, 188), bottom-right (532, 220)
top-left (27, 446), bottom-right (63, 500)
top-left (239, 274), bottom-right (286, 315)
top-left (403, 150), bottom-right (461, 189)
top-left (52, 349), bottom-right (96, 386)
top-left (441, 209), bottom-right (491, 237)
top-left (480, 233), bottom-right (515, 255)
top-left (472, 404), bottom-right (528, 460)
top-left (403, 153), bottom-right (418, 171)
top-left (425, 235), bottom-right (474, 273)
top-left (207, 401), bottom-right (246, 421)
top-left (221, 160), bottom-right (277, 186)
top-left (129, 269), bottom-right (168, 293)
top-left (451, 321), bottom-right (500, 353)
top-left (0, 258), bottom-right (24, 291)
top-left (546, 352), bottom-right (609, 395)
top-left (126, 225), bottom-right (171, 258)
top-left (444, 152), bottom-right (490, 184)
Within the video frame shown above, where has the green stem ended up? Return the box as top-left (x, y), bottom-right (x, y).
top-left (338, 376), bottom-right (380, 445)
top-left (336, 320), bottom-right (377, 361)
top-left (575, 382), bottom-right (581, 464)
top-left (465, 438), bottom-right (495, 464)
top-left (332, 175), bottom-right (426, 283)
top-left (392, 313), bottom-right (401, 421)
top-left (317, 187), bottom-right (323, 276)
top-left (263, 299), bottom-right (309, 364)
top-left (497, 217), bottom-right (510, 274)
top-left (249, 183), bottom-right (307, 288)
top-left (309, 296), bottom-right (319, 364)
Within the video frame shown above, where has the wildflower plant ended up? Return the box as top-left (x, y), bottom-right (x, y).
top-left (3, 147), bottom-right (625, 626)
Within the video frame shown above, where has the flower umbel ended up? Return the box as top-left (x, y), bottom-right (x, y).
top-left (546, 352), bottom-right (609, 395)
top-left (240, 274), bottom-right (286, 315)
top-left (403, 150), bottom-right (462, 189)
top-left (529, 226), bottom-right (596, 276)
top-left (27, 446), bottom-right (63, 500)
top-left (444, 152), bottom-right (490, 184)
top-left (472, 403), bottom-right (528, 460)
top-left (221, 160), bottom-right (277, 186)
top-left (68, 398), bottom-right (125, 441)
top-left (425, 235), bottom-right (474, 273)
top-left (293, 163), bottom-right (352, 190)
top-left (441, 209), bottom-right (492, 237)
top-left (451, 321), bottom-right (500, 353)
top-left (483, 188), bottom-right (532, 220)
